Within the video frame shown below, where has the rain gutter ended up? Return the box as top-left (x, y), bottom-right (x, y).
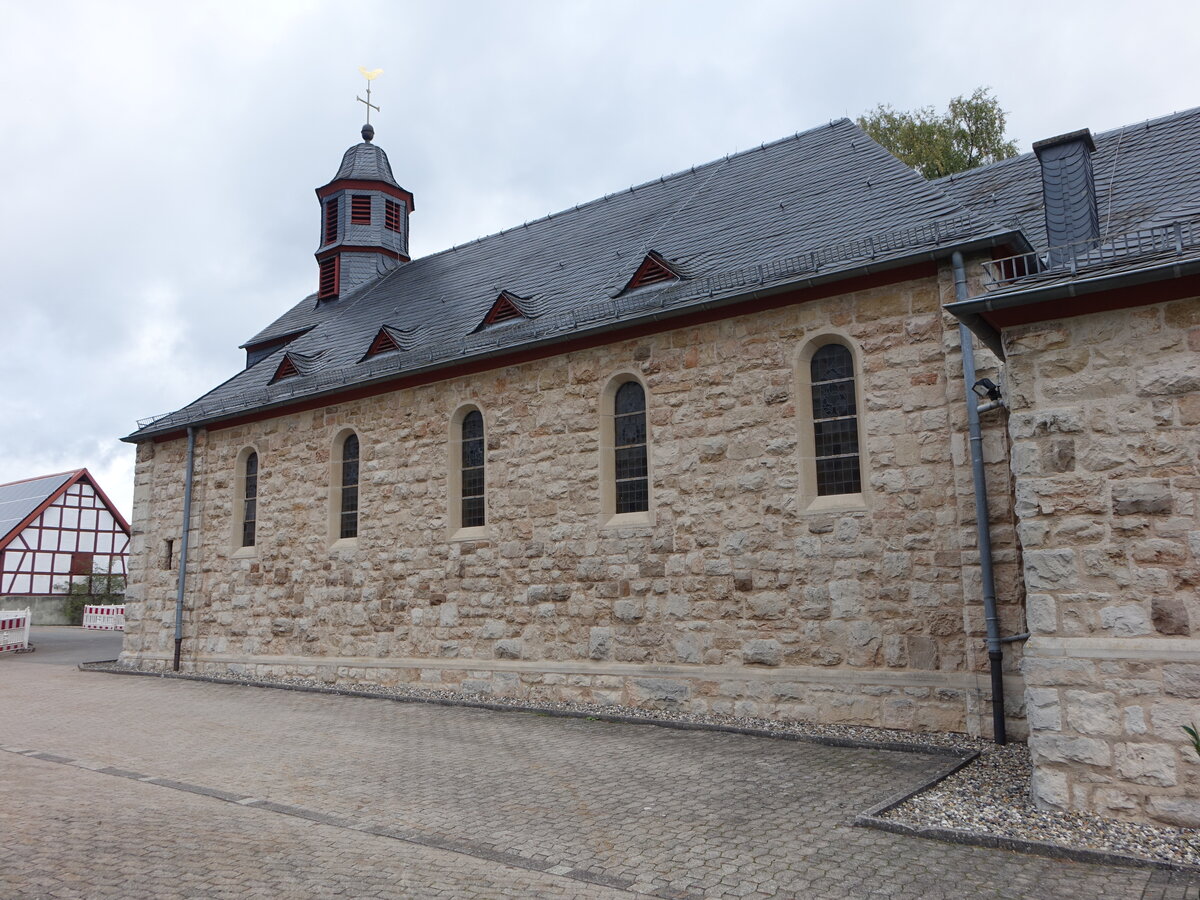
top-left (948, 256), bottom-right (1200, 358)
top-left (952, 251), bottom-right (1007, 745)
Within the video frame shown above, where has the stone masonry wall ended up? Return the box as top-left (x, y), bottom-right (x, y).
top-left (1005, 295), bottom-right (1200, 826)
top-left (122, 267), bottom-right (1025, 737)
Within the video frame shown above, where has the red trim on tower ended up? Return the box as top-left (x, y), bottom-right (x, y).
top-left (316, 180), bottom-right (414, 213)
top-left (315, 246), bottom-right (408, 263)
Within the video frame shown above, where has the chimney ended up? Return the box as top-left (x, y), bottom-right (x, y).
top-left (1033, 128), bottom-right (1099, 266)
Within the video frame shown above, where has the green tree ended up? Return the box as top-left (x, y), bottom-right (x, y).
top-left (56, 566), bottom-right (126, 626)
top-left (857, 88), bottom-right (1019, 179)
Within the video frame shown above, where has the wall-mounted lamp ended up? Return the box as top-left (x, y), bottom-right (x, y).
top-left (972, 378), bottom-right (1002, 402)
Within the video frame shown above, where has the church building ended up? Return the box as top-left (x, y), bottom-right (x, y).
top-left (120, 105), bottom-right (1200, 827)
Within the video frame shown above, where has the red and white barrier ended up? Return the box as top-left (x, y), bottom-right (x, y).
top-left (0, 608), bottom-right (32, 653)
top-left (83, 605), bottom-right (125, 632)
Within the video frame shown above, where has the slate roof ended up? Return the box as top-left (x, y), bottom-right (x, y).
top-left (0, 471), bottom-right (78, 548)
top-left (937, 106), bottom-right (1200, 255)
top-left (130, 118), bottom-right (1015, 440)
top-left (328, 140), bottom-right (402, 190)
top-left (938, 105), bottom-right (1200, 321)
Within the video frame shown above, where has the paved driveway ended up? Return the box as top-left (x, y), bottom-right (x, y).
top-left (0, 628), bottom-right (1188, 899)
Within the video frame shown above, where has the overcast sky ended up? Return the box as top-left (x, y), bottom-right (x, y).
top-left (2, 0), bottom-right (1197, 518)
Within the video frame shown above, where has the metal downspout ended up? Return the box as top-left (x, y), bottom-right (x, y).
top-left (173, 426), bottom-right (197, 672)
top-left (952, 252), bottom-right (1007, 745)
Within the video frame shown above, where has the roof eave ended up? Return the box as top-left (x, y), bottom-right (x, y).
top-left (946, 256), bottom-right (1200, 357)
top-left (124, 228), bottom-right (1023, 443)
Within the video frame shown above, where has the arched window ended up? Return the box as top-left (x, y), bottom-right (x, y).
top-left (460, 410), bottom-right (485, 528)
top-left (241, 451), bottom-right (258, 547)
top-left (809, 344), bottom-right (862, 496)
top-left (339, 433), bottom-right (359, 539)
top-left (613, 381), bottom-right (649, 513)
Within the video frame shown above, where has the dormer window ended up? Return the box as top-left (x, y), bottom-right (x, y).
top-left (323, 199), bottom-right (338, 245)
top-left (351, 195), bottom-right (372, 225)
top-left (385, 199), bottom-right (402, 232)
top-left (474, 291), bottom-right (532, 332)
top-left (622, 251), bottom-right (680, 293)
top-left (366, 327), bottom-right (400, 357)
top-left (272, 355), bottom-right (299, 382)
top-left (318, 257), bottom-right (339, 299)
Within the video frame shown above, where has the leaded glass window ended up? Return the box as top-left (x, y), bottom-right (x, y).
top-left (613, 381), bottom-right (649, 514)
top-left (460, 411), bottom-right (485, 528)
top-left (340, 434), bottom-right (359, 539)
top-left (810, 344), bottom-right (861, 496)
top-left (242, 451), bottom-right (258, 547)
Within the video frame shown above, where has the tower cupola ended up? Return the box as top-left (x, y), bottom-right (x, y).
top-left (314, 123), bottom-right (414, 300)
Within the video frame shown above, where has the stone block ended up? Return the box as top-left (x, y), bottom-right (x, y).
top-left (1164, 665), bottom-right (1200, 698)
top-left (1147, 797), bottom-right (1200, 828)
top-left (1010, 409), bottom-right (1083, 439)
top-left (1112, 481), bottom-right (1174, 516)
top-left (747, 593), bottom-right (787, 619)
top-left (1136, 358), bottom-right (1200, 396)
top-left (629, 678), bottom-right (689, 703)
top-left (1026, 594), bottom-right (1057, 634)
top-left (1029, 734), bottom-right (1111, 767)
top-left (1030, 767), bottom-right (1070, 810)
top-left (1025, 688), bottom-right (1062, 732)
top-left (1065, 691), bottom-right (1120, 735)
top-left (1151, 596), bottom-right (1191, 635)
top-left (478, 619), bottom-right (505, 640)
top-left (1099, 604), bottom-right (1152, 637)
top-left (494, 639), bottom-right (522, 660)
top-left (743, 639), bottom-right (783, 667)
top-left (1024, 549), bottom-right (1077, 591)
top-left (612, 600), bottom-right (643, 622)
top-left (1115, 743), bottom-right (1177, 786)
top-left (588, 627), bottom-right (613, 660)
top-left (673, 635), bottom-right (703, 664)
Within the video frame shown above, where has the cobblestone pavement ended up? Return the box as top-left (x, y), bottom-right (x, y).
top-left (0, 630), bottom-right (1193, 899)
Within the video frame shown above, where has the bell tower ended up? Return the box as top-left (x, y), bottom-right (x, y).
top-left (314, 71), bottom-right (414, 300)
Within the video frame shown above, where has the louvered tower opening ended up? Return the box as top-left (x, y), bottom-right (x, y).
top-left (323, 200), bottom-right (338, 244)
top-left (351, 195), bottom-right (372, 224)
top-left (318, 257), bottom-right (339, 299)
top-left (385, 200), bottom-right (402, 232)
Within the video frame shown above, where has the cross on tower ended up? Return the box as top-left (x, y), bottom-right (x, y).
top-left (357, 66), bottom-right (382, 124)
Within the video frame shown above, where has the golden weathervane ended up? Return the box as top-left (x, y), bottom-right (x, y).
top-left (357, 67), bottom-right (383, 124)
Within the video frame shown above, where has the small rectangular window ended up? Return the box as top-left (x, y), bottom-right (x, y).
top-left (163, 538), bottom-right (174, 570)
top-left (351, 195), bottom-right (372, 225)
top-left (384, 199), bottom-right (401, 232)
